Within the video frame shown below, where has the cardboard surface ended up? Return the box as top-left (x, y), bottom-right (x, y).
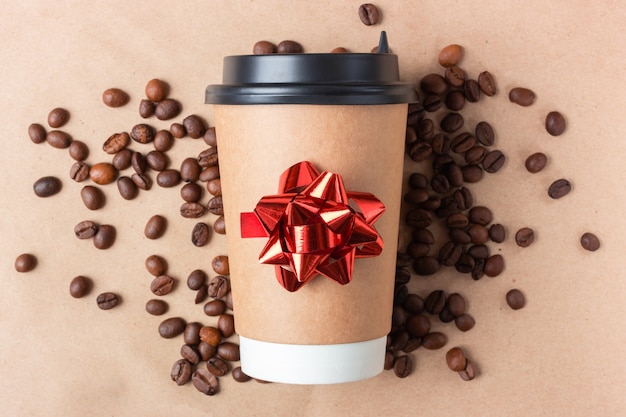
top-left (1, 1), bottom-right (625, 416)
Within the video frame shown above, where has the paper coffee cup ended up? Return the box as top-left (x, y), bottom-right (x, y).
top-left (206, 35), bottom-right (417, 384)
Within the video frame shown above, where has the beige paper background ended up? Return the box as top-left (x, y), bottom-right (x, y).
top-left (1, 1), bottom-right (625, 416)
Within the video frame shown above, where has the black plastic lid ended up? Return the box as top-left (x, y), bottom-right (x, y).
top-left (205, 32), bottom-right (417, 105)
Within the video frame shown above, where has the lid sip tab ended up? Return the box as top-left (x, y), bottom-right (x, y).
top-left (376, 31), bottom-right (389, 54)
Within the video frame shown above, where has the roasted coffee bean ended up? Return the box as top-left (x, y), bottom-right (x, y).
top-left (46, 130), bottom-right (72, 149)
top-left (253, 40), bottom-right (276, 54)
top-left (508, 87), bottom-right (535, 106)
top-left (412, 228), bottom-right (435, 245)
top-left (545, 111), bottom-right (566, 136)
top-left (431, 133), bottom-right (451, 155)
top-left (525, 152), bottom-right (547, 173)
top-left (422, 332), bottom-right (447, 350)
top-left (408, 141), bottom-right (433, 162)
top-left (397, 253), bottom-right (413, 268)
top-left (232, 366), bottom-right (251, 383)
top-left (458, 359), bottom-right (476, 381)
top-left (183, 115), bottom-right (206, 139)
top-left (463, 79), bottom-right (481, 102)
top-left (117, 176), bottom-right (138, 200)
top-left (145, 299), bottom-right (168, 316)
top-left (277, 40), bottom-right (303, 53)
top-left (102, 88), bottom-right (129, 107)
top-left (406, 208), bottom-right (432, 228)
top-left (384, 351), bottom-right (395, 370)
top-left (155, 98), bottom-right (182, 120)
top-left (472, 260), bottom-right (485, 280)
top-left (192, 222), bottom-right (211, 247)
top-left (430, 174), bottom-right (450, 194)
top-left (439, 241), bottom-right (462, 266)
top-left (207, 196), bottom-right (224, 215)
top-left (506, 288), bottom-right (525, 310)
top-left (207, 357), bottom-right (229, 377)
top-left (413, 256), bottom-right (439, 276)
top-left (440, 112), bottom-right (464, 133)
top-left (28, 123), bottom-right (47, 144)
top-left (390, 331), bottom-right (409, 351)
top-left (449, 228), bottom-right (471, 244)
top-left (203, 127), bottom-right (217, 147)
top-left (406, 242), bottom-right (430, 259)
top-left (180, 157), bottom-right (201, 182)
top-left (199, 166), bottom-right (220, 185)
top-left (211, 255), bottom-right (229, 276)
top-left (144, 214), bottom-right (167, 239)
top-left (199, 326), bottom-right (222, 346)
top-left (153, 129), bottom-right (175, 152)
top-left (131, 173), bottom-right (151, 190)
top-left (422, 95), bottom-right (442, 112)
top-left (204, 300), bottom-right (226, 316)
top-left (69, 275), bottom-right (91, 298)
top-left (68, 140), bottom-right (89, 161)
top-left (187, 269), bottom-right (207, 291)
top-left (447, 213), bottom-right (469, 229)
top-left (419, 196), bottom-right (441, 211)
top-left (434, 196), bottom-right (459, 218)
top-left (477, 71), bottom-right (496, 96)
top-left (392, 305), bottom-right (408, 328)
top-left (475, 121), bottom-right (495, 146)
top-left (145, 78), bottom-right (169, 102)
top-left (406, 102), bottom-right (425, 125)
top-left (93, 224), bottom-right (115, 249)
top-left (454, 187), bottom-right (474, 210)
top-left (205, 179), bottom-right (221, 197)
top-left (181, 344), bottom-right (201, 365)
top-left (438, 44), bottom-right (463, 67)
top-left (130, 123), bottom-right (155, 144)
top-left (406, 314), bottom-right (430, 338)
top-left (103, 132), bottom-right (130, 154)
top-left (171, 359), bottom-right (192, 386)
top-left (151, 275), bottom-right (175, 296)
top-left (139, 99), bottom-right (155, 118)
top-left (402, 338), bottom-right (422, 353)
top-left (446, 347), bottom-right (467, 372)
top-left (415, 118), bottom-right (435, 141)
top-left (192, 368), bottom-right (219, 395)
top-left (395, 268), bottom-right (410, 286)
top-left (358, 3), bottom-right (379, 25)
top-left (181, 182), bottom-right (203, 202)
top-left (482, 150), bottom-right (505, 173)
top-left (158, 317), bottom-right (186, 339)
top-left (467, 244), bottom-right (489, 260)
top-left (145, 254), bottom-right (167, 276)
top-left (488, 223), bottom-right (506, 243)
top-left (14, 253), bottom-right (37, 272)
top-left (461, 164), bottom-right (483, 183)
top-left (80, 185), bottom-right (105, 210)
top-left (445, 89), bottom-right (465, 110)
top-left (181, 202), bottom-right (206, 218)
top-left (483, 254), bottom-right (504, 277)
top-left (213, 215), bottom-right (226, 235)
top-left (198, 147), bottom-right (219, 168)
top-left (208, 275), bottom-right (230, 299)
top-left (195, 285), bottom-right (209, 305)
top-left (450, 132), bottom-right (476, 153)
top-left (468, 224), bottom-right (489, 244)
top-left (420, 73), bottom-right (447, 95)
top-left (111, 148), bottom-right (132, 170)
top-left (156, 169), bottom-right (181, 188)
top-left (33, 176), bottom-right (62, 197)
top-left (170, 122), bottom-right (186, 138)
top-left (145, 150), bottom-right (169, 171)
top-left (198, 341), bottom-right (217, 362)
top-left (89, 162), bottom-right (117, 185)
top-left (424, 290), bottom-right (446, 315)
top-left (217, 340), bottom-right (239, 361)
top-left (131, 151), bottom-right (147, 174)
top-left (402, 294), bottom-right (424, 316)
top-left (455, 253), bottom-right (475, 274)
top-left (455, 314), bottom-right (475, 332)
top-left (580, 232), bottom-right (600, 251)
top-left (447, 293), bottom-right (466, 317)
top-left (469, 206), bottom-right (492, 226)
top-left (96, 292), bottom-right (119, 310)
top-left (515, 227), bottom-right (535, 247)
top-left (464, 146), bottom-right (486, 165)
top-left (444, 65), bottom-right (465, 88)
top-left (393, 355), bottom-right (412, 378)
top-left (445, 163), bottom-right (463, 187)
top-left (74, 220), bottom-right (99, 239)
top-left (548, 178), bottom-right (571, 199)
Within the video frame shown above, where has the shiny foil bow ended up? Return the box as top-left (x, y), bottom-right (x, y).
top-left (240, 161), bottom-right (385, 292)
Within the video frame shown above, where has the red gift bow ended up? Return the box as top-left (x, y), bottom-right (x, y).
top-left (240, 161), bottom-right (385, 292)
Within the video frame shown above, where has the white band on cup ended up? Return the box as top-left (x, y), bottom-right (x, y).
top-left (239, 335), bottom-right (386, 384)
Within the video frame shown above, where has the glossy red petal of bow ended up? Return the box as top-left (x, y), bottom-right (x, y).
top-left (240, 161), bottom-right (385, 292)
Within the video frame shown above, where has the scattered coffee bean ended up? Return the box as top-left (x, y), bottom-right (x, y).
top-left (217, 315), bottom-right (236, 339)
top-left (276, 40), bottom-right (303, 53)
top-left (153, 129), bottom-right (175, 152)
top-left (117, 176), bottom-right (138, 200)
top-left (406, 314), bottom-right (430, 338)
top-left (183, 115), bottom-right (206, 139)
top-left (14, 253), bottom-right (37, 272)
top-left (483, 254), bottom-right (504, 277)
top-left (80, 185), bottom-right (105, 210)
top-left (454, 314), bottom-right (475, 332)
top-left (447, 293), bottom-right (466, 317)
top-left (28, 123), bottom-right (47, 144)
top-left (463, 79), bottom-right (481, 102)
top-left (208, 276), bottom-right (230, 299)
top-left (93, 224), bottom-right (116, 249)
top-left (131, 173), bottom-right (152, 190)
top-left (74, 220), bottom-right (99, 239)
top-left (195, 284), bottom-right (209, 305)
top-left (508, 87), bottom-right (535, 106)
top-left (440, 112), bottom-right (464, 133)
top-left (186, 270), bottom-right (207, 292)
top-left (159, 317), bottom-right (186, 338)
top-left (33, 176), bottom-right (62, 197)
top-left (139, 99), bottom-right (155, 118)
top-left (477, 71), bottom-right (496, 96)
top-left (89, 162), bottom-right (118, 185)
top-left (445, 90), bottom-right (465, 110)
top-left (213, 216), bottom-right (226, 235)
top-left (580, 232), bottom-right (600, 251)
top-left (211, 255), bottom-right (229, 276)
top-left (413, 256), bottom-right (440, 275)
top-left (191, 222), bottom-right (211, 247)
top-left (422, 332), bottom-right (447, 350)
top-left (181, 344), bottom-right (201, 365)
top-left (144, 214), bottom-right (167, 239)
top-left (68, 140), bottom-right (89, 161)
top-left (525, 152), bottom-right (547, 173)
top-left (420, 73), bottom-right (448, 95)
top-left (180, 158), bottom-right (201, 182)
top-left (446, 347), bottom-right (467, 371)
top-left (438, 44), bottom-right (463, 67)
top-left (458, 358), bottom-right (476, 381)
top-left (232, 367), bottom-right (251, 383)
top-left (252, 40), bottom-right (276, 55)
top-left (156, 169), bottom-right (181, 188)
top-left (206, 179), bottom-right (222, 197)
top-left (181, 202), bottom-right (206, 218)
top-left (545, 111), bottom-right (566, 136)
top-left (46, 130), bottom-right (72, 149)
top-left (69, 275), bottom-right (91, 298)
top-left (192, 368), bottom-right (219, 395)
top-left (204, 300), bottom-right (227, 317)
top-left (488, 223), bottom-right (505, 243)
top-left (358, 3), bottom-right (379, 26)
top-left (474, 121), bottom-right (495, 146)
top-left (145, 78), bottom-right (169, 102)
top-left (171, 359), bottom-right (192, 386)
top-left (183, 322), bottom-right (203, 346)
top-left (131, 151), bottom-right (147, 174)
top-left (548, 178), bottom-right (572, 199)
top-left (130, 123), bottom-right (155, 144)
top-left (444, 66), bottom-right (465, 88)
top-left (103, 132), bottom-right (130, 154)
top-left (393, 355), bottom-right (412, 378)
top-left (515, 227), bottom-right (535, 247)
top-left (199, 326), bottom-right (222, 347)
top-left (96, 292), bottom-right (120, 310)
top-left (102, 88), bottom-right (129, 107)
top-left (198, 147), bottom-right (219, 168)
top-left (112, 149), bottom-right (133, 170)
top-left (170, 122), bottom-right (186, 138)
top-left (506, 289), bottom-right (525, 310)
top-left (425, 290), bottom-right (447, 314)
top-left (151, 275), bottom-right (175, 296)
top-left (145, 299), bottom-right (168, 316)
top-left (145, 254), bottom-right (168, 276)
top-left (207, 196), bottom-right (224, 215)
top-left (203, 127), bottom-right (217, 147)
top-left (422, 95), bottom-right (442, 112)
top-left (155, 99), bottom-right (182, 120)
